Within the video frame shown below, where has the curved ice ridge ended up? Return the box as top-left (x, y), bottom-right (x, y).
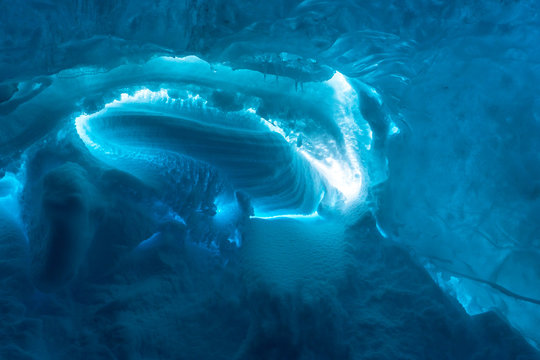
top-left (72, 56), bottom-right (372, 217)
top-left (76, 89), bottom-right (323, 216)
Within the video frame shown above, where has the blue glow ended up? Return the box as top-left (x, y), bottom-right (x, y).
top-left (136, 232), bottom-right (162, 250)
top-left (73, 67), bottom-right (371, 217)
top-left (375, 221), bottom-right (388, 239)
top-left (0, 171), bottom-right (25, 233)
top-left (213, 195), bottom-right (240, 224)
top-left (1, 1), bottom-right (539, 357)
top-left (250, 211), bottom-right (320, 220)
top-left (227, 229), bottom-right (242, 247)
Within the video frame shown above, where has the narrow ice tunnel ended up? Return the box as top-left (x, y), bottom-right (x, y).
top-left (0, 1), bottom-right (539, 359)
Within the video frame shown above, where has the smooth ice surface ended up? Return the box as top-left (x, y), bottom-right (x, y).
top-left (0, 0), bottom-right (539, 358)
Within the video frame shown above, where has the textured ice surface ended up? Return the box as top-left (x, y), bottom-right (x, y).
top-left (1, 0), bottom-right (539, 358)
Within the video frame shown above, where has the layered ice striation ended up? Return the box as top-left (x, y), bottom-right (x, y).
top-left (4, 55), bottom-right (373, 218)
top-left (0, 0), bottom-right (540, 358)
top-left (72, 57), bottom-right (371, 217)
top-left (0, 53), bottom-right (379, 292)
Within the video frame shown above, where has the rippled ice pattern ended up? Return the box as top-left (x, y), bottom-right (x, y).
top-left (0, 1), bottom-right (539, 359)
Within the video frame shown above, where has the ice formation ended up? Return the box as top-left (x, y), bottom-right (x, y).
top-left (0, 1), bottom-right (539, 359)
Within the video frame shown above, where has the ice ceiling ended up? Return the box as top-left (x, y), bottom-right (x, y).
top-left (0, 0), bottom-right (539, 358)
top-left (72, 56), bottom-right (371, 217)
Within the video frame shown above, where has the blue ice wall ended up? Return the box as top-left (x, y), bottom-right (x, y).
top-left (1, 0), bottom-right (539, 359)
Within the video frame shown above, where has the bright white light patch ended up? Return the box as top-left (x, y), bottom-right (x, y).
top-left (389, 123), bottom-right (400, 135)
top-left (250, 211), bottom-right (320, 220)
top-left (303, 71), bottom-right (368, 205)
top-left (300, 151), bottom-right (361, 203)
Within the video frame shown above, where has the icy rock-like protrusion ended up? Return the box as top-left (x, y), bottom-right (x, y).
top-left (28, 163), bottom-right (94, 292)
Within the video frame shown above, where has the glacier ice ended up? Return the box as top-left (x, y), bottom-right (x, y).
top-left (1, 0), bottom-right (540, 359)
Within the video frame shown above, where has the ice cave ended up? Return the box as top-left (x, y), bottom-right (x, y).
top-left (0, 1), bottom-right (539, 359)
